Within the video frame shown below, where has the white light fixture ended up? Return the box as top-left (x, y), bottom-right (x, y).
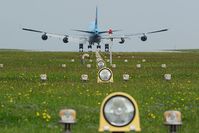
top-left (99, 68), bottom-right (112, 81)
top-left (136, 64), bottom-right (141, 68)
top-left (71, 59), bottom-right (75, 62)
top-left (87, 64), bottom-right (91, 68)
top-left (164, 74), bottom-right (171, 80)
top-left (40, 74), bottom-right (47, 81)
top-left (112, 64), bottom-right (116, 68)
top-left (142, 59), bottom-right (146, 63)
top-left (123, 74), bottom-right (130, 81)
top-left (124, 59), bottom-right (128, 63)
top-left (97, 68), bottom-right (113, 83)
top-left (99, 92), bottom-right (141, 132)
top-left (104, 96), bottom-right (135, 127)
top-left (161, 64), bottom-right (167, 68)
top-left (0, 64), bottom-right (3, 68)
top-left (97, 61), bottom-right (105, 69)
top-left (164, 111), bottom-right (182, 133)
top-left (81, 74), bottom-right (89, 81)
top-left (61, 64), bottom-right (66, 68)
top-left (59, 109), bottom-right (76, 132)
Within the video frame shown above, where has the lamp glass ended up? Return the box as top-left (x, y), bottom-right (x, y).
top-left (103, 96), bottom-right (135, 127)
top-left (99, 69), bottom-right (111, 81)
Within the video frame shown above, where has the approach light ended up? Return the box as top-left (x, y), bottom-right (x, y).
top-left (123, 74), bottom-right (130, 81)
top-left (164, 111), bottom-right (182, 133)
top-left (40, 74), bottom-right (47, 81)
top-left (111, 64), bottom-right (116, 68)
top-left (124, 59), bottom-right (128, 63)
top-left (161, 64), bottom-right (167, 68)
top-left (61, 64), bottom-right (66, 68)
top-left (97, 61), bottom-right (105, 69)
top-left (99, 92), bottom-right (141, 132)
top-left (136, 64), bottom-right (141, 68)
top-left (81, 74), bottom-right (89, 81)
top-left (87, 64), bottom-right (91, 68)
top-left (97, 68), bottom-right (113, 83)
top-left (142, 59), bottom-right (146, 63)
top-left (0, 64), bottom-right (3, 68)
top-left (164, 74), bottom-right (171, 81)
top-left (71, 59), bottom-right (75, 62)
top-left (59, 109), bottom-right (76, 133)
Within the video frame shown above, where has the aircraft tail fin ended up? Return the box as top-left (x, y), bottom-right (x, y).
top-left (95, 6), bottom-right (98, 30)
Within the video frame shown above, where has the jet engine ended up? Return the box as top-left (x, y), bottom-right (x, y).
top-left (41, 34), bottom-right (48, 40)
top-left (141, 35), bottom-right (147, 41)
top-left (63, 36), bottom-right (69, 43)
top-left (119, 38), bottom-right (125, 44)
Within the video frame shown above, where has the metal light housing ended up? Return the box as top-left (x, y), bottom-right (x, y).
top-left (99, 92), bottom-right (141, 132)
top-left (164, 111), bottom-right (182, 125)
top-left (97, 67), bottom-right (113, 83)
top-left (97, 61), bottom-right (105, 69)
top-left (59, 109), bottom-right (76, 124)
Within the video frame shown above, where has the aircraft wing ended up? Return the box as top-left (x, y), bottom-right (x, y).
top-left (22, 28), bottom-right (68, 38)
top-left (22, 28), bottom-right (89, 43)
top-left (124, 28), bottom-right (168, 37)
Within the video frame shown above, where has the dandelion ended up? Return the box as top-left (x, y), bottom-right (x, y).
top-left (36, 112), bottom-right (40, 117)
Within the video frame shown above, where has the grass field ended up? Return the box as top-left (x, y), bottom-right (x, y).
top-left (0, 50), bottom-right (199, 133)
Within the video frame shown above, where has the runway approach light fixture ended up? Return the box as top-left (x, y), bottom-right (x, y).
top-left (0, 64), bottom-right (3, 68)
top-left (123, 74), bottom-right (130, 81)
top-left (161, 64), bottom-right (167, 68)
top-left (87, 64), bottom-right (91, 68)
top-left (142, 59), bottom-right (146, 63)
top-left (136, 64), bottom-right (141, 68)
top-left (59, 109), bottom-right (76, 133)
top-left (40, 74), bottom-right (47, 81)
top-left (164, 111), bottom-right (182, 133)
top-left (81, 74), bottom-right (89, 81)
top-left (97, 61), bottom-right (105, 69)
top-left (112, 64), bottom-right (116, 68)
top-left (124, 59), bottom-right (128, 63)
top-left (164, 74), bottom-right (171, 81)
top-left (71, 59), bottom-right (75, 62)
top-left (62, 64), bottom-right (66, 68)
top-left (99, 92), bottom-right (141, 132)
top-left (97, 68), bottom-right (113, 83)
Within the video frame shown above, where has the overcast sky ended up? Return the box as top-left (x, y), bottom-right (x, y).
top-left (0, 0), bottom-right (198, 52)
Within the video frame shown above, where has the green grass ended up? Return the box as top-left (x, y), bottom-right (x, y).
top-left (0, 51), bottom-right (199, 133)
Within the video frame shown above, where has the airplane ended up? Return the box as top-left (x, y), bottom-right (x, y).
top-left (22, 7), bottom-right (168, 52)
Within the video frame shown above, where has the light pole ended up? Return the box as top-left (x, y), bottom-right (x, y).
top-left (109, 36), bottom-right (113, 66)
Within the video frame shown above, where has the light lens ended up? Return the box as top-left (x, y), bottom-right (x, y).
top-left (99, 68), bottom-right (112, 81)
top-left (98, 61), bottom-right (105, 68)
top-left (103, 96), bottom-right (135, 127)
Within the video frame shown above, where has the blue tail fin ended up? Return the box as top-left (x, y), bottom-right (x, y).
top-left (95, 6), bottom-right (98, 30)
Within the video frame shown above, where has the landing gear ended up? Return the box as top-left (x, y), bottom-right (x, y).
top-left (79, 43), bottom-right (83, 52)
top-left (88, 45), bottom-right (92, 52)
top-left (105, 44), bottom-right (109, 52)
top-left (97, 45), bottom-right (101, 51)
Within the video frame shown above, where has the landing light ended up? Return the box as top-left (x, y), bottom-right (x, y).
top-left (99, 92), bottom-right (141, 132)
top-left (97, 61), bottom-right (105, 69)
top-left (164, 111), bottom-right (182, 133)
top-left (97, 68), bottom-right (113, 83)
top-left (59, 109), bottom-right (76, 133)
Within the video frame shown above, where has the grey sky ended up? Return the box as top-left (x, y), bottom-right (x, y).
top-left (0, 0), bottom-right (198, 52)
